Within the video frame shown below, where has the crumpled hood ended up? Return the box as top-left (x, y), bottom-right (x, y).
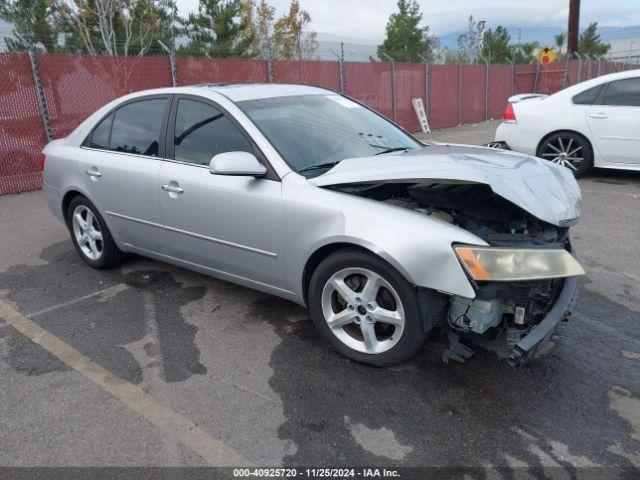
top-left (309, 145), bottom-right (581, 227)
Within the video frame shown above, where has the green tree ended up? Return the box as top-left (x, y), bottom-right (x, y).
top-left (553, 31), bottom-right (566, 60)
top-left (0, 0), bottom-right (61, 52)
top-left (377, 0), bottom-right (430, 62)
top-left (554, 32), bottom-right (566, 52)
top-left (579, 22), bottom-right (610, 58)
top-left (180, 0), bottom-right (253, 57)
top-left (511, 41), bottom-right (539, 64)
top-left (481, 25), bottom-right (511, 63)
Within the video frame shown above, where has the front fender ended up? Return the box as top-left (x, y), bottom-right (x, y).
top-left (283, 179), bottom-right (485, 300)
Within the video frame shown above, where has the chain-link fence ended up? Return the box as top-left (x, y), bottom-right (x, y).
top-left (0, 51), bottom-right (636, 195)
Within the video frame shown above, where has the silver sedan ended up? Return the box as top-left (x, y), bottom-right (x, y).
top-left (43, 84), bottom-right (584, 366)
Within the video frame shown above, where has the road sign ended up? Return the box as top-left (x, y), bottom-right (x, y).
top-left (538, 47), bottom-right (556, 65)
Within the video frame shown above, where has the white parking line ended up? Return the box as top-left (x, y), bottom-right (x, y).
top-left (25, 283), bottom-right (129, 318)
top-left (0, 298), bottom-right (249, 466)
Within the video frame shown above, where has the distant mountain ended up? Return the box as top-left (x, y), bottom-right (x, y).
top-left (315, 25), bottom-right (640, 61)
top-left (436, 24), bottom-right (640, 52)
top-left (315, 32), bottom-right (379, 61)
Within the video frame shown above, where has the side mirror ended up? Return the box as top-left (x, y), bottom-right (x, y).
top-left (209, 152), bottom-right (267, 177)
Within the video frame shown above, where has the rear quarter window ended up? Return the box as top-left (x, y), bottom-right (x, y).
top-left (572, 84), bottom-right (603, 105)
top-left (84, 113), bottom-right (112, 149)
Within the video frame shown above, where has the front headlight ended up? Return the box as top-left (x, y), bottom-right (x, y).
top-left (454, 246), bottom-right (585, 282)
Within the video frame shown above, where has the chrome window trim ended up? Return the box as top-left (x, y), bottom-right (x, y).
top-left (80, 145), bottom-right (162, 161)
top-left (162, 157), bottom-right (210, 169)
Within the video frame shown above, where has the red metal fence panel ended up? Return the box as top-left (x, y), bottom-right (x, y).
top-left (460, 64), bottom-right (486, 124)
top-left (536, 63), bottom-right (566, 94)
top-left (567, 60), bottom-right (580, 86)
top-left (513, 64), bottom-right (537, 94)
top-left (428, 65), bottom-right (459, 129)
top-left (488, 65), bottom-right (511, 119)
top-left (0, 53), bottom-right (47, 195)
top-left (177, 58), bottom-right (269, 85)
top-left (38, 54), bottom-right (172, 139)
top-left (273, 60), bottom-right (340, 91)
top-left (0, 53), bottom-right (622, 196)
top-left (344, 62), bottom-right (393, 121)
top-left (394, 62), bottom-right (425, 132)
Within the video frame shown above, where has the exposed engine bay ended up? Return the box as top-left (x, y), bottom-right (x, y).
top-left (334, 181), bottom-right (571, 247)
top-left (331, 181), bottom-right (574, 365)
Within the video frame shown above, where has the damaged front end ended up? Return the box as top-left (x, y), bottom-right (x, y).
top-left (330, 181), bottom-right (584, 366)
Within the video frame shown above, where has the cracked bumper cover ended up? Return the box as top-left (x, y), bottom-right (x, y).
top-left (508, 276), bottom-right (579, 366)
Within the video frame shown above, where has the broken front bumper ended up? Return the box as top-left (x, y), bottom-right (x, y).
top-left (507, 276), bottom-right (579, 366)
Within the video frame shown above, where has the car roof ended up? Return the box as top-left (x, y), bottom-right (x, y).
top-left (105, 84), bottom-right (335, 108)
top-left (555, 68), bottom-right (640, 97)
top-left (189, 83), bottom-right (334, 102)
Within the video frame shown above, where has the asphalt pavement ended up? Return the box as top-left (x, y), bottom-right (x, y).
top-left (0, 120), bottom-right (639, 474)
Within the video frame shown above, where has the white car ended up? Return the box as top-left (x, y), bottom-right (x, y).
top-left (494, 69), bottom-right (640, 176)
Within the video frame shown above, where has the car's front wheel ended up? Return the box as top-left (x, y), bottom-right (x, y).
top-left (66, 195), bottom-right (124, 269)
top-left (538, 132), bottom-right (592, 177)
top-left (308, 248), bottom-right (426, 366)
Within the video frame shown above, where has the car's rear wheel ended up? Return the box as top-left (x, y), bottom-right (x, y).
top-left (308, 248), bottom-right (426, 366)
top-left (66, 195), bottom-right (123, 269)
top-left (538, 132), bottom-right (592, 177)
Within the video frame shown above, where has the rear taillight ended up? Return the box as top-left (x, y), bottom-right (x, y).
top-left (39, 152), bottom-right (46, 171)
top-left (503, 103), bottom-right (517, 123)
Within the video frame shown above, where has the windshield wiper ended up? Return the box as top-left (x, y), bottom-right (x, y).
top-left (299, 161), bottom-right (342, 173)
top-left (373, 147), bottom-right (410, 155)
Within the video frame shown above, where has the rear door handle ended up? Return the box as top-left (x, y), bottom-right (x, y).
top-left (162, 184), bottom-right (184, 194)
top-left (589, 112), bottom-right (608, 119)
top-left (84, 168), bottom-right (101, 177)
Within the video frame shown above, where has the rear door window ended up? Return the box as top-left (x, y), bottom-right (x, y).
top-left (110, 98), bottom-right (168, 156)
top-left (602, 78), bottom-right (640, 106)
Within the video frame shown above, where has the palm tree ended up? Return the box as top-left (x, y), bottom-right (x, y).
top-left (554, 32), bottom-right (566, 54)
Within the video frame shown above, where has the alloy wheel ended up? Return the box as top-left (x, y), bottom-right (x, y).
top-left (321, 267), bottom-right (405, 354)
top-left (71, 205), bottom-right (103, 260)
top-left (540, 136), bottom-right (584, 171)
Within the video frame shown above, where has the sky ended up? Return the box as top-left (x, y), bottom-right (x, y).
top-left (176, 0), bottom-right (640, 40)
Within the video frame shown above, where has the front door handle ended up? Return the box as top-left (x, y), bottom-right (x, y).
top-left (84, 168), bottom-right (101, 177)
top-left (589, 112), bottom-right (608, 119)
top-left (162, 183), bottom-right (184, 194)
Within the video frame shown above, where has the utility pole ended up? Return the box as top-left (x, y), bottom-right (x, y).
top-left (567, 0), bottom-right (580, 57)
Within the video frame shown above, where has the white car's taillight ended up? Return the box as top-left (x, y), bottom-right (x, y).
top-left (503, 103), bottom-right (517, 123)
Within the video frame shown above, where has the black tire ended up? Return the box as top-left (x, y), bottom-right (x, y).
top-left (66, 195), bottom-right (124, 269)
top-left (537, 132), bottom-right (593, 178)
top-left (308, 248), bottom-right (427, 366)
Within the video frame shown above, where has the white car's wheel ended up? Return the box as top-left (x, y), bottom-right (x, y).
top-left (308, 248), bottom-right (427, 366)
top-left (538, 132), bottom-right (593, 177)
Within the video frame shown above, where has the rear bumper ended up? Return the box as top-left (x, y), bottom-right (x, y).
top-left (43, 182), bottom-right (64, 223)
top-left (508, 276), bottom-right (579, 366)
top-left (494, 122), bottom-right (538, 156)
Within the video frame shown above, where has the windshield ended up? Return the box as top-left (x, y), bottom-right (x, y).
top-left (237, 94), bottom-right (422, 176)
